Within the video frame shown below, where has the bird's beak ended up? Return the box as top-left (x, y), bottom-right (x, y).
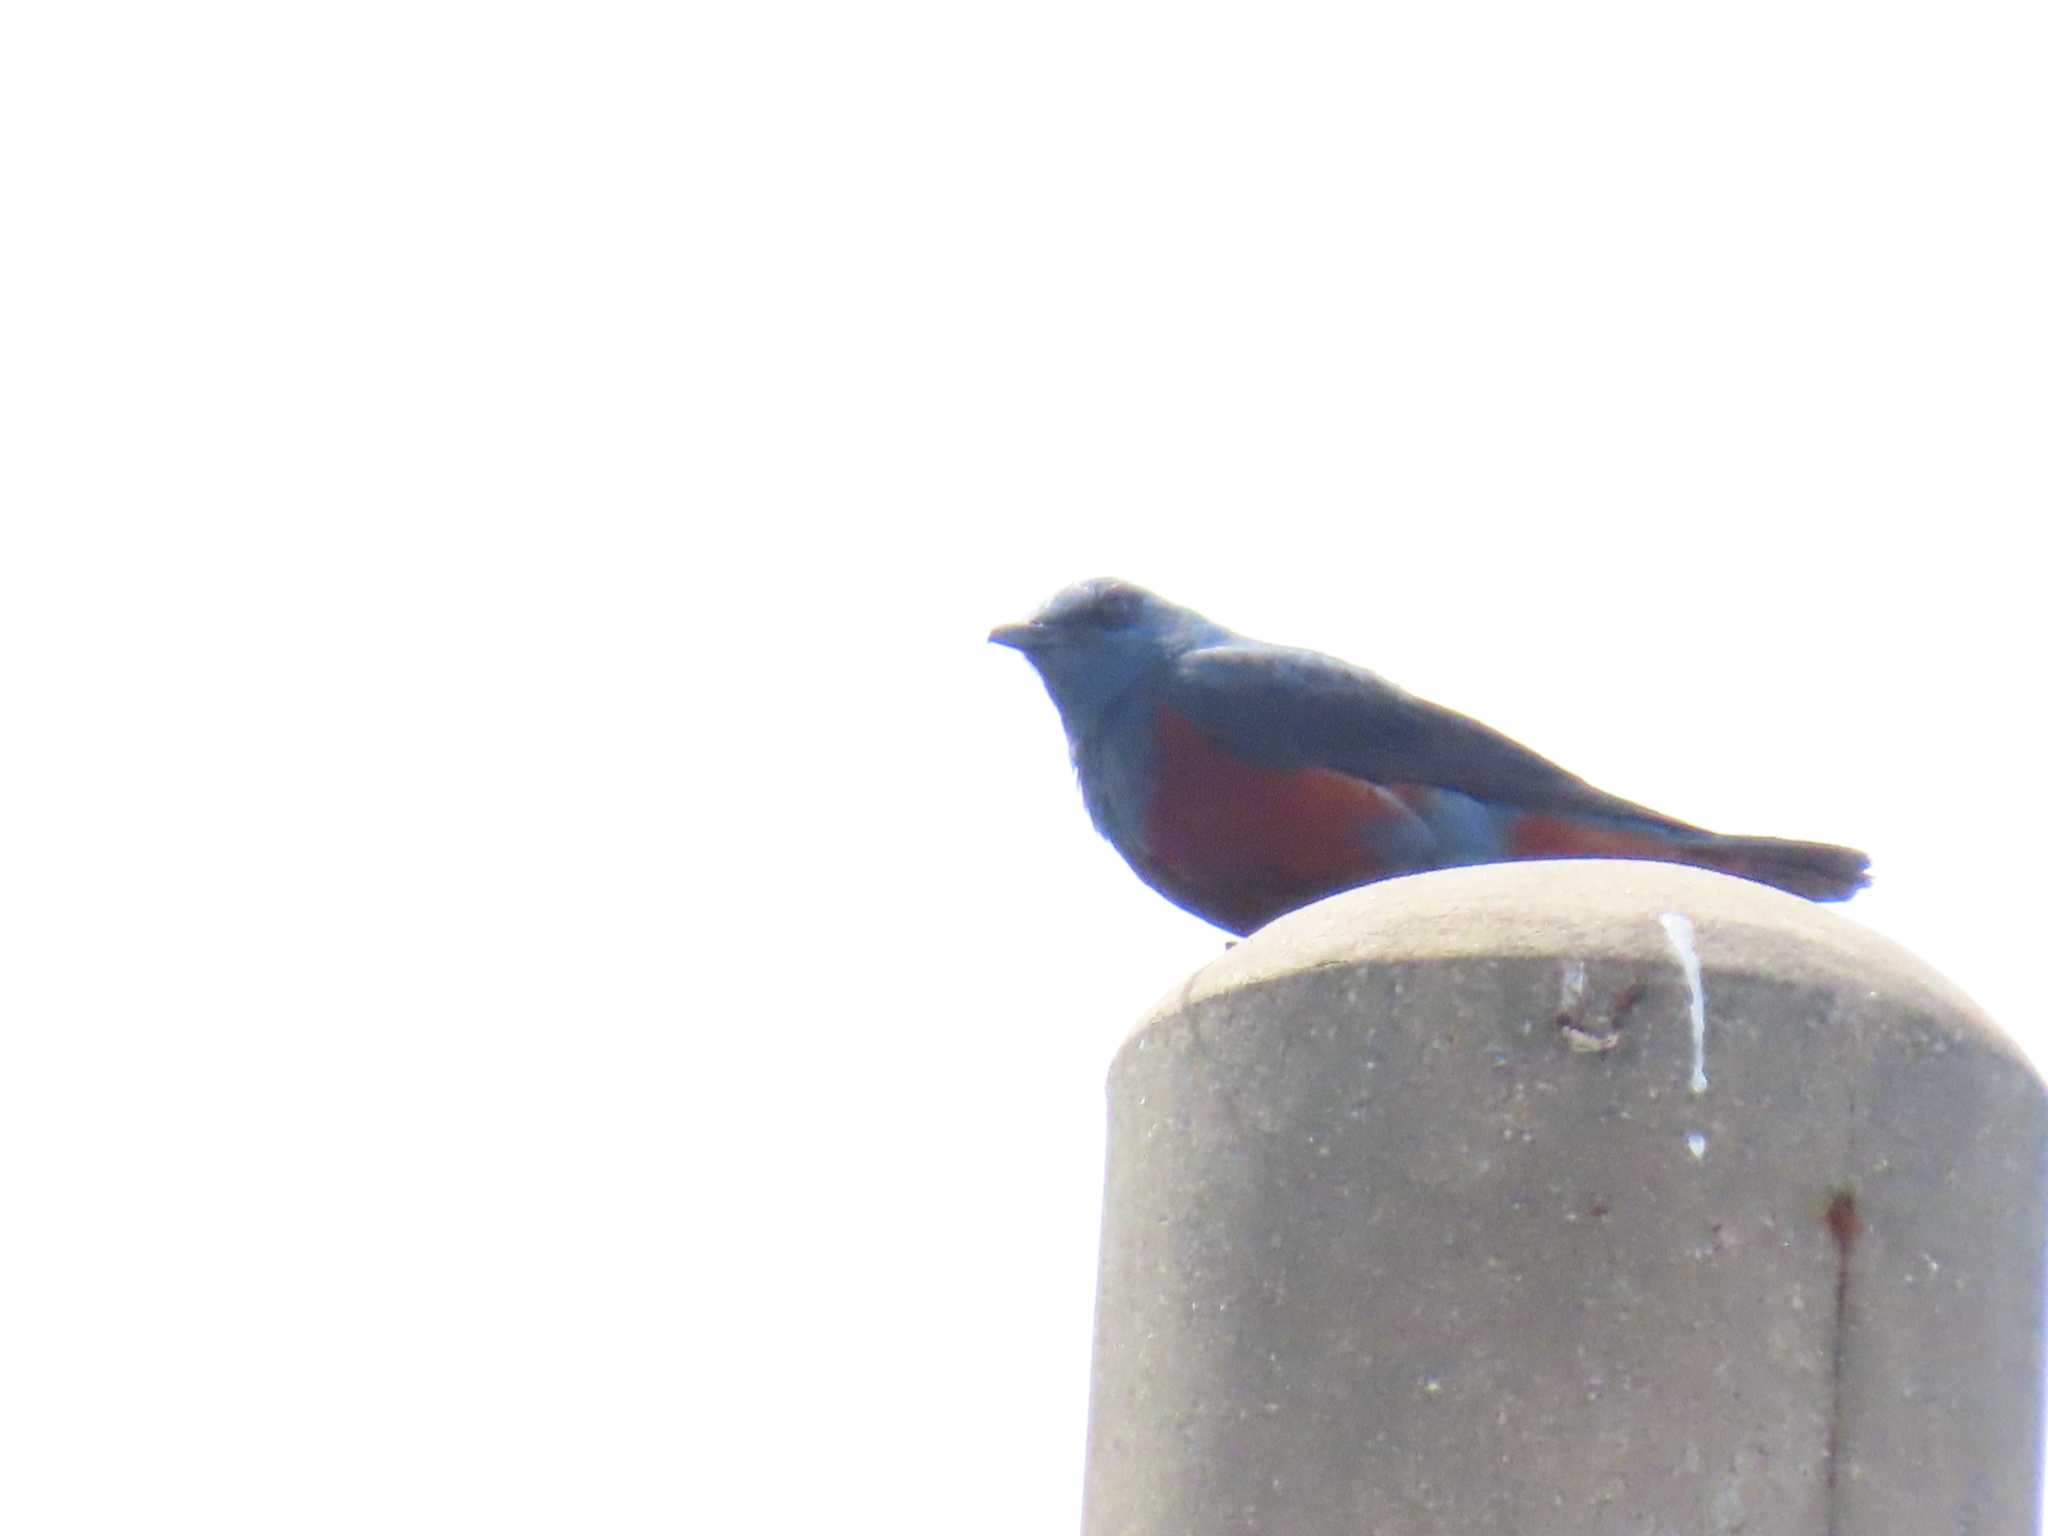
top-left (988, 621), bottom-right (1044, 651)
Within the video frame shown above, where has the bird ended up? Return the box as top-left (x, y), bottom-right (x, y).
top-left (990, 578), bottom-right (1869, 935)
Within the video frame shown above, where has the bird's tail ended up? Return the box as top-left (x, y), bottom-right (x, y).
top-left (1679, 833), bottom-right (1872, 902)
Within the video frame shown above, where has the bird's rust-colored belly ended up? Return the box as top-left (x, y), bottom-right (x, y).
top-left (1140, 704), bottom-right (1414, 930)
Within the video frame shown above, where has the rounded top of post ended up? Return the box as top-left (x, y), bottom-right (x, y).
top-left (1140, 861), bottom-right (2027, 1073)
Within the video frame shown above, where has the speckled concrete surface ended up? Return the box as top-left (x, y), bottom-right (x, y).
top-left (1083, 862), bottom-right (2045, 1535)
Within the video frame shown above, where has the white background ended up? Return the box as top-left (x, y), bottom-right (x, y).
top-left (4, 2), bottom-right (2042, 1530)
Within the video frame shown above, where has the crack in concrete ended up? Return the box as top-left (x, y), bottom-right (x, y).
top-left (1824, 1173), bottom-right (1861, 1535)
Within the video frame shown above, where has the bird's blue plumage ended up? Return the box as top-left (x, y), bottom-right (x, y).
top-left (992, 578), bottom-right (1870, 933)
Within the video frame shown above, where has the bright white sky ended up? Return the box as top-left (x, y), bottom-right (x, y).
top-left (4, 3), bottom-right (2042, 1531)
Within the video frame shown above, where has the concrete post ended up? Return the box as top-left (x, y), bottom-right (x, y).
top-left (1082, 861), bottom-right (2046, 1536)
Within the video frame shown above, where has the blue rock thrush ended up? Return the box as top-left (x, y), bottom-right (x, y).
top-left (991, 578), bottom-right (1869, 934)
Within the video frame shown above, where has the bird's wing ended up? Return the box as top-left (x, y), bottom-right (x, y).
top-left (1167, 643), bottom-right (1688, 825)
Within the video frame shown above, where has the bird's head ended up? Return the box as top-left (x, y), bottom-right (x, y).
top-left (989, 578), bottom-right (1226, 743)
